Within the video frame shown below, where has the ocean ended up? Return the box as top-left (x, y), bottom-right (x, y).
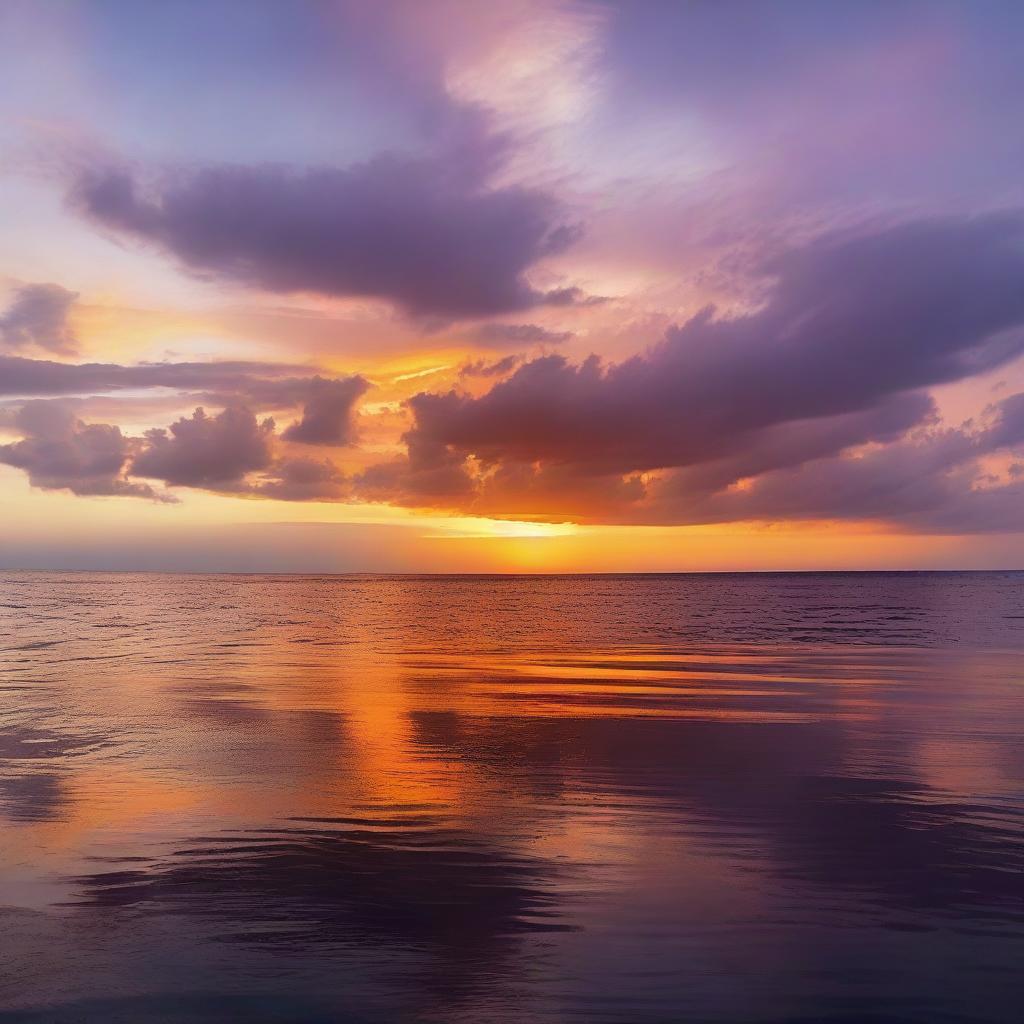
top-left (1, 572), bottom-right (1022, 1022)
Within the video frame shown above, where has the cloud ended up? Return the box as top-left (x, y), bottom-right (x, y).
top-left (70, 143), bottom-right (583, 319)
top-left (255, 457), bottom-right (349, 502)
top-left (643, 391), bottom-right (1024, 532)
top-left (347, 214), bottom-right (1024, 527)
top-left (0, 354), bottom-right (313, 398)
top-left (281, 375), bottom-right (369, 445)
top-left (0, 354), bottom-right (371, 431)
top-left (5, 213), bottom-right (1024, 535)
top-left (405, 215), bottom-right (1024, 474)
top-left (1, 395), bottom-right (358, 502)
top-left (459, 354), bottom-right (522, 378)
top-left (983, 391), bottom-right (1024, 449)
top-left (0, 400), bottom-right (168, 500)
top-left (599, 0), bottom-right (1024, 214)
top-left (469, 323), bottom-right (573, 348)
top-left (470, 460), bottom-right (647, 522)
top-left (0, 357), bottom-right (372, 500)
top-left (0, 284), bottom-right (79, 355)
top-left (355, 433), bottom-right (474, 507)
top-left (131, 406), bottom-right (274, 488)
top-left (459, 390), bottom-right (1024, 531)
top-left (459, 394), bottom-right (930, 522)
top-left (653, 394), bottom-right (937, 503)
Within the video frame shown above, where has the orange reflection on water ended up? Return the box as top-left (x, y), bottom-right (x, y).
top-left (2, 573), bottom-right (1024, 1024)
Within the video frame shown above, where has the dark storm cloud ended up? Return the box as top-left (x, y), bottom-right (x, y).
top-left (131, 406), bottom-right (274, 488)
top-left (70, 145), bottom-right (583, 319)
top-left (405, 215), bottom-right (1024, 477)
top-left (0, 283), bottom-right (79, 355)
top-left (281, 375), bottom-right (369, 446)
top-left (0, 400), bottom-right (167, 500)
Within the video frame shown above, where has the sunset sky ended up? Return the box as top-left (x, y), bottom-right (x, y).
top-left (2, 0), bottom-right (1023, 571)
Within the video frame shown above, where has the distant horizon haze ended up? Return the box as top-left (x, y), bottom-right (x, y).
top-left (4, 516), bottom-right (1024, 575)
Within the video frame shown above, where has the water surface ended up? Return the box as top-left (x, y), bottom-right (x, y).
top-left (1, 572), bottom-right (1022, 1022)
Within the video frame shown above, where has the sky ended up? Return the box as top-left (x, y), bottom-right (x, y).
top-left (1, 0), bottom-right (1023, 572)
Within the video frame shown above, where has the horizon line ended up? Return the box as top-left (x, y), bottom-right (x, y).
top-left (2, 567), bottom-right (1022, 577)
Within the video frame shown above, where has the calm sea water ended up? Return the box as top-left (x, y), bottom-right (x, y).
top-left (0, 572), bottom-right (1022, 1023)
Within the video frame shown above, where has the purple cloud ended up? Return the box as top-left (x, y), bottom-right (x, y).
top-left (469, 323), bottom-right (573, 348)
top-left (70, 146), bottom-right (582, 319)
top-left (4, 210), bottom-right (1023, 535)
top-left (0, 400), bottom-right (167, 500)
top-left (281, 375), bottom-right (369, 446)
top-left (343, 213), bottom-right (1024, 527)
top-left (0, 354), bottom-right (313, 398)
top-left (0, 357), bottom-right (372, 500)
top-left (459, 355), bottom-right (522, 378)
top-left (0, 356), bottom-right (372, 434)
top-left (600, 0), bottom-right (1024, 213)
top-left (355, 432), bottom-right (474, 508)
top-left (0, 284), bottom-right (79, 355)
top-left (405, 215), bottom-right (1024, 478)
top-left (459, 394), bottom-right (931, 522)
top-left (642, 391), bottom-right (1024, 532)
top-left (256, 457), bottom-right (349, 502)
top-left (131, 406), bottom-right (274, 488)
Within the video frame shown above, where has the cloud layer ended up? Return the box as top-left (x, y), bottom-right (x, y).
top-left (338, 214), bottom-right (1024, 529)
top-left (404, 215), bottom-right (1024, 480)
top-left (1, 361), bottom-right (369, 502)
top-left (3, 213), bottom-right (1023, 536)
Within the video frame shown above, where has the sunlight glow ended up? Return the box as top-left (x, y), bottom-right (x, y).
top-left (424, 517), bottom-right (580, 539)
